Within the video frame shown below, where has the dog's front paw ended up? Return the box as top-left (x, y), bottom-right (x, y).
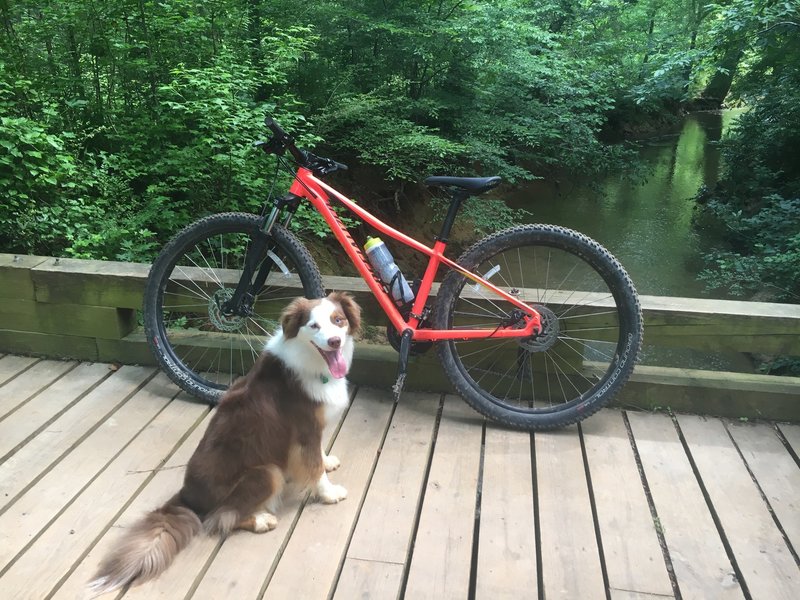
top-left (253, 512), bottom-right (278, 533)
top-left (323, 454), bottom-right (341, 472)
top-left (318, 483), bottom-right (348, 504)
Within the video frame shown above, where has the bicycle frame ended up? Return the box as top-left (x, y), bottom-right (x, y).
top-left (285, 167), bottom-right (542, 342)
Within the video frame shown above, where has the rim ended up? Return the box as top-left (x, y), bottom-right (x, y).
top-left (448, 240), bottom-right (630, 414)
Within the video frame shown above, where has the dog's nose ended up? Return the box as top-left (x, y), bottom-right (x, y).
top-left (328, 336), bottom-right (341, 349)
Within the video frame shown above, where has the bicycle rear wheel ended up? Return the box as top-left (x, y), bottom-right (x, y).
top-left (143, 212), bottom-right (324, 404)
top-left (434, 224), bottom-right (642, 430)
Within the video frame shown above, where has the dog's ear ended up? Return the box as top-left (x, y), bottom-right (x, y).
top-left (281, 297), bottom-right (312, 339)
top-left (329, 292), bottom-right (362, 335)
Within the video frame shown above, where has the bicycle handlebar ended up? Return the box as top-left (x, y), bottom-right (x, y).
top-left (263, 116), bottom-right (348, 176)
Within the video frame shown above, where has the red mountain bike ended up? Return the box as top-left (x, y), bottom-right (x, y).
top-left (143, 117), bottom-right (643, 430)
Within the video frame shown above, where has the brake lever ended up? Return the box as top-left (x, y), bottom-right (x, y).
top-left (253, 137), bottom-right (284, 155)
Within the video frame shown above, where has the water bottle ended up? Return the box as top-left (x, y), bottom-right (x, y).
top-left (364, 237), bottom-right (415, 305)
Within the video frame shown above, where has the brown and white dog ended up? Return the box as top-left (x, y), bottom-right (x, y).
top-left (88, 292), bottom-right (361, 595)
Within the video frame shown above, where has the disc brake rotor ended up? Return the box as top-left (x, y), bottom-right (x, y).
top-left (208, 288), bottom-right (245, 332)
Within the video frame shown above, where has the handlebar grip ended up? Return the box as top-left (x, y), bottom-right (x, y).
top-left (264, 115), bottom-right (307, 164)
top-left (264, 116), bottom-right (288, 139)
top-left (333, 160), bottom-right (348, 172)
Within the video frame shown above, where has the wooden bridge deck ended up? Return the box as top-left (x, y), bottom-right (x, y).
top-left (0, 355), bottom-right (797, 600)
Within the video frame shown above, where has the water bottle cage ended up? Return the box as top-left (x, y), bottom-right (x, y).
top-left (388, 271), bottom-right (411, 304)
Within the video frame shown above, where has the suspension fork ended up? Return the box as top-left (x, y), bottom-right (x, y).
top-left (221, 194), bottom-right (302, 317)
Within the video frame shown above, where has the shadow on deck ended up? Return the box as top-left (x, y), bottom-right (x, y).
top-left (0, 355), bottom-right (798, 599)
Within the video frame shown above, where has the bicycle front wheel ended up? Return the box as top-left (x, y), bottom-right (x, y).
top-left (143, 212), bottom-right (324, 404)
top-left (434, 224), bottom-right (643, 431)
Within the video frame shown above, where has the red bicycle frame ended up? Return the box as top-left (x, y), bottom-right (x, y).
top-left (288, 167), bottom-right (542, 342)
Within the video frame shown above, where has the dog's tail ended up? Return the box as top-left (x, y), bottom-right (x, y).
top-left (87, 494), bottom-right (201, 595)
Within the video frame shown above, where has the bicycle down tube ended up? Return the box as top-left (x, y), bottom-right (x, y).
top-left (287, 166), bottom-right (543, 341)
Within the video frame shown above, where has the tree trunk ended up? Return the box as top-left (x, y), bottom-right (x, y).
top-left (701, 45), bottom-right (744, 106)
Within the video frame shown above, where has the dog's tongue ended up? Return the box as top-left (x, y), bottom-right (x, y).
top-left (321, 349), bottom-right (348, 379)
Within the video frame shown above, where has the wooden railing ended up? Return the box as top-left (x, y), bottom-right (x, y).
top-left (1, 253), bottom-right (798, 421)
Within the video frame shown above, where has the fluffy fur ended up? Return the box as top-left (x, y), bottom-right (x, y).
top-left (88, 292), bottom-right (361, 595)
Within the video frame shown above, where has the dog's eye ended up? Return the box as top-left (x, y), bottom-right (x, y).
top-left (334, 317), bottom-right (343, 325)
top-left (309, 322), bottom-right (320, 330)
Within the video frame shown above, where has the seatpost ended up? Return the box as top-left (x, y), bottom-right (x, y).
top-left (437, 190), bottom-right (468, 243)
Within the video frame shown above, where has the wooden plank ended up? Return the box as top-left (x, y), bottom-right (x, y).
top-left (0, 359), bottom-right (75, 420)
top-left (778, 423), bottom-right (800, 457)
top-left (0, 329), bottom-right (100, 362)
top-left (535, 424), bottom-right (605, 600)
top-left (725, 421), bottom-right (800, 567)
top-left (616, 366), bottom-right (800, 422)
top-left (474, 425), bottom-right (537, 599)
top-left (0, 365), bottom-right (157, 510)
top-left (626, 412), bottom-right (744, 600)
top-left (0, 362), bottom-right (110, 460)
top-left (49, 410), bottom-right (214, 600)
top-left (343, 392), bottom-right (438, 564)
top-left (0, 254), bottom-right (49, 300)
top-left (0, 393), bottom-right (207, 599)
top-left (403, 396), bottom-right (483, 600)
top-left (581, 410), bottom-right (673, 598)
top-left (0, 354), bottom-right (38, 386)
top-left (30, 256), bottom-right (149, 309)
top-left (0, 370), bottom-right (165, 571)
top-left (0, 299), bottom-right (136, 340)
top-left (677, 414), bottom-right (798, 599)
top-left (256, 388), bottom-right (395, 600)
top-left (335, 559), bottom-right (404, 600)
top-left (334, 392), bottom-right (439, 599)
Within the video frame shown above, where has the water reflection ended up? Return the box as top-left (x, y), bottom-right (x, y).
top-left (506, 110), bottom-right (744, 298)
top-left (505, 110), bottom-right (752, 370)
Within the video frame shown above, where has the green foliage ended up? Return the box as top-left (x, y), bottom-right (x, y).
top-left (693, 3), bottom-right (800, 302)
top-left (1, 0), bottom-right (799, 272)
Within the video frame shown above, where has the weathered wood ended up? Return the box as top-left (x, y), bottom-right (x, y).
top-left (0, 362), bottom-right (110, 460)
top-left (403, 396), bottom-right (483, 600)
top-left (14, 254), bottom-right (800, 355)
top-left (0, 355), bottom-right (797, 599)
top-left (617, 365), bottom-right (800, 422)
top-left (725, 421), bottom-right (800, 561)
top-left (475, 426), bottom-right (537, 599)
top-left (0, 329), bottom-right (99, 361)
top-left (0, 392), bottom-right (207, 600)
top-left (0, 359), bottom-right (76, 420)
top-left (344, 392), bottom-right (438, 564)
top-left (0, 369), bottom-right (164, 571)
top-left (0, 299), bottom-right (136, 340)
top-left (334, 392), bottom-right (438, 599)
top-left (0, 366), bottom-right (157, 511)
top-left (677, 414), bottom-right (799, 599)
top-left (262, 388), bottom-right (395, 599)
top-left (30, 256), bottom-right (149, 309)
top-left (626, 411), bottom-right (744, 600)
top-left (334, 558), bottom-right (404, 600)
top-left (581, 410), bottom-right (673, 598)
top-left (777, 423), bottom-right (800, 457)
top-left (0, 354), bottom-right (38, 386)
top-left (535, 426), bottom-right (605, 599)
top-left (0, 254), bottom-right (49, 300)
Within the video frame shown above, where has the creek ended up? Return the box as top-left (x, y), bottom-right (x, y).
top-left (505, 110), bottom-right (744, 298)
